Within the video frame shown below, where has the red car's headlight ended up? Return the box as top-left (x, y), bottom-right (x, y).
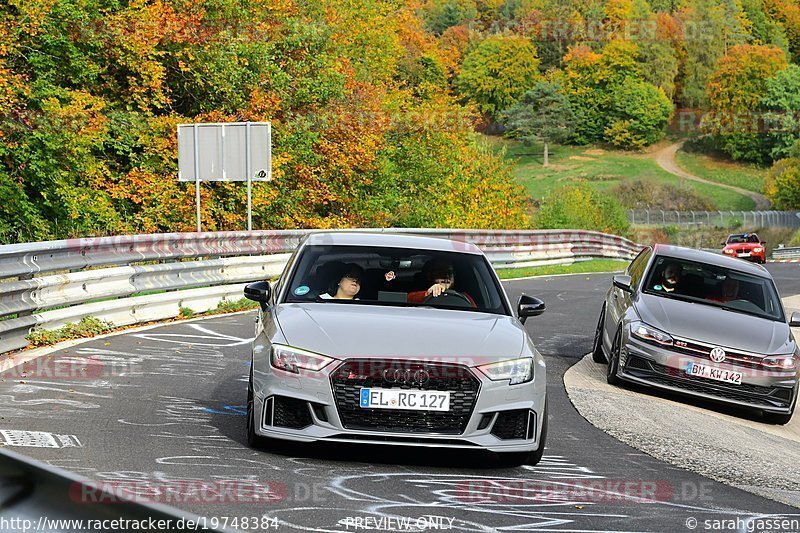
top-left (723, 249), bottom-right (734, 254)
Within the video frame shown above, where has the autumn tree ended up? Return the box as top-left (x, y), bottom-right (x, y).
top-left (705, 44), bottom-right (788, 162)
top-left (501, 81), bottom-right (577, 165)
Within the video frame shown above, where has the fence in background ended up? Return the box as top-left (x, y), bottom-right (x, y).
top-left (773, 247), bottom-right (800, 261)
top-left (628, 210), bottom-right (800, 229)
top-left (0, 229), bottom-right (641, 356)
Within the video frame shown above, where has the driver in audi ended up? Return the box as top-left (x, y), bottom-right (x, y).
top-left (407, 259), bottom-right (476, 307)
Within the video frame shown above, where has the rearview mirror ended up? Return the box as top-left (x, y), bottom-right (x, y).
top-left (518, 294), bottom-right (545, 325)
top-left (790, 311), bottom-right (800, 328)
top-left (244, 281), bottom-right (272, 311)
top-left (613, 274), bottom-right (633, 293)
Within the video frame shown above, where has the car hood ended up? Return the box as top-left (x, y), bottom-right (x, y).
top-left (635, 293), bottom-right (793, 355)
top-left (274, 303), bottom-right (526, 363)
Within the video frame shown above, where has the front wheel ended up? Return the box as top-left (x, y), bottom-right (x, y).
top-left (592, 305), bottom-right (607, 364)
top-left (246, 369), bottom-right (269, 448)
top-left (607, 326), bottom-right (622, 385)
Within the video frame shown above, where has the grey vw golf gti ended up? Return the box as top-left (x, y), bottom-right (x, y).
top-left (593, 244), bottom-right (800, 424)
top-left (243, 232), bottom-right (548, 466)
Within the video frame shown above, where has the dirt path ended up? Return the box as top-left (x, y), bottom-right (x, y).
top-left (653, 140), bottom-right (771, 210)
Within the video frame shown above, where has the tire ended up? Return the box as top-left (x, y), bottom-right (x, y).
top-left (592, 305), bottom-right (607, 364)
top-left (606, 326), bottom-right (622, 386)
top-left (496, 401), bottom-right (548, 467)
top-left (763, 410), bottom-right (793, 425)
top-left (246, 368), bottom-right (268, 448)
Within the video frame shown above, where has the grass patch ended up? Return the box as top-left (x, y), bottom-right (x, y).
top-left (495, 259), bottom-right (628, 279)
top-left (484, 136), bottom-right (755, 210)
top-left (212, 297), bottom-right (259, 314)
top-left (26, 317), bottom-right (115, 347)
top-left (675, 149), bottom-right (766, 194)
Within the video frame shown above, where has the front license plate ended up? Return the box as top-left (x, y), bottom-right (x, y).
top-left (685, 362), bottom-right (742, 385)
top-left (359, 389), bottom-right (450, 411)
top-left (738, 252), bottom-right (751, 257)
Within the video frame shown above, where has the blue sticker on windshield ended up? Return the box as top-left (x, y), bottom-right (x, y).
top-left (294, 285), bottom-right (310, 296)
top-left (654, 284), bottom-right (663, 291)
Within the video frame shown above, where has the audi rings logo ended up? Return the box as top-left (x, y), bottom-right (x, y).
top-left (710, 347), bottom-right (726, 363)
top-left (383, 368), bottom-right (431, 387)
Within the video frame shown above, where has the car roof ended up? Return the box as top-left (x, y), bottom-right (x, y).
top-left (652, 243), bottom-right (770, 278)
top-left (728, 233), bottom-right (758, 238)
top-left (303, 231), bottom-right (483, 255)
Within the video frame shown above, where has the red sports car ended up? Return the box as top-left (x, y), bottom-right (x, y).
top-left (721, 233), bottom-right (766, 264)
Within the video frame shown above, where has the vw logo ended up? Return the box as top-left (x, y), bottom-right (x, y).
top-left (710, 347), bottom-right (726, 363)
top-left (383, 368), bottom-right (430, 387)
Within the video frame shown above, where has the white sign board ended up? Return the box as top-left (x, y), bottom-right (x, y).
top-left (178, 122), bottom-right (271, 182)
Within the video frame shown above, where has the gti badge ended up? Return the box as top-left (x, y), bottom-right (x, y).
top-left (710, 347), bottom-right (726, 363)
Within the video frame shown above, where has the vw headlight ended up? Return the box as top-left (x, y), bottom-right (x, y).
top-left (630, 321), bottom-right (673, 346)
top-left (271, 344), bottom-right (334, 374)
top-left (477, 358), bottom-right (533, 385)
top-left (761, 354), bottom-right (799, 370)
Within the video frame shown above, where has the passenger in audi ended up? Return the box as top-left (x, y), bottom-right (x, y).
top-left (320, 264), bottom-right (363, 300)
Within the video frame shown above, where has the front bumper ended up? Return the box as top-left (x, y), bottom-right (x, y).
top-left (618, 336), bottom-right (797, 414)
top-left (252, 358), bottom-right (547, 453)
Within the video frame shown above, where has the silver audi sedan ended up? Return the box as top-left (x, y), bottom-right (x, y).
top-left (593, 244), bottom-right (800, 424)
top-left (243, 232), bottom-right (548, 466)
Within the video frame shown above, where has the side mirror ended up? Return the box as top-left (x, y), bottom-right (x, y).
top-left (244, 281), bottom-right (272, 311)
top-left (719, 242), bottom-right (726, 246)
top-left (613, 274), bottom-right (633, 294)
top-left (790, 311), bottom-right (800, 328)
top-left (518, 294), bottom-right (545, 325)
top-left (761, 241), bottom-right (767, 245)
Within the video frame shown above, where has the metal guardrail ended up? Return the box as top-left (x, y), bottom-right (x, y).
top-left (0, 229), bottom-right (641, 356)
top-left (773, 247), bottom-right (800, 260)
top-left (628, 209), bottom-right (800, 229)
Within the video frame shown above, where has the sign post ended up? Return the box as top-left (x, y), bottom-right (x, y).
top-left (177, 122), bottom-right (271, 232)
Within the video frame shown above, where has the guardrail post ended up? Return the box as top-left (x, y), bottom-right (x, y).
top-left (646, 209), bottom-right (650, 225)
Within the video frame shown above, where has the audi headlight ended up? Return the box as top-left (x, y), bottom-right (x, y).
top-left (477, 358), bottom-right (533, 385)
top-left (271, 344), bottom-right (334, 374)
top-left (761, 354), bottom-right (799, 370)
top-left (630, 321), bottom-right (673, 346)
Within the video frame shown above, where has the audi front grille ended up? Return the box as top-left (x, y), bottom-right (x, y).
top-left (330, 359), bottom-right (481, 434)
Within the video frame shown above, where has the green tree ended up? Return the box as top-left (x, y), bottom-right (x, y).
top-left (423, 0), bottom-right (479, 34)
top-left (605, 80), bottom-right (674, 149)
top-left (500, 81), bottom-right (576, 166)
top-left (761, 65), bottom-right (800, 161)
top-left (456, 34), bottom-right (542, 117)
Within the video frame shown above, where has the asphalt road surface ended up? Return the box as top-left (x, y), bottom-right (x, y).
top-left (1, 264), bottom-right (799, 532)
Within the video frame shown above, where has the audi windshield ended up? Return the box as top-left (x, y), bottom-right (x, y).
top-left (282, 245), bottom-right (510, 315)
